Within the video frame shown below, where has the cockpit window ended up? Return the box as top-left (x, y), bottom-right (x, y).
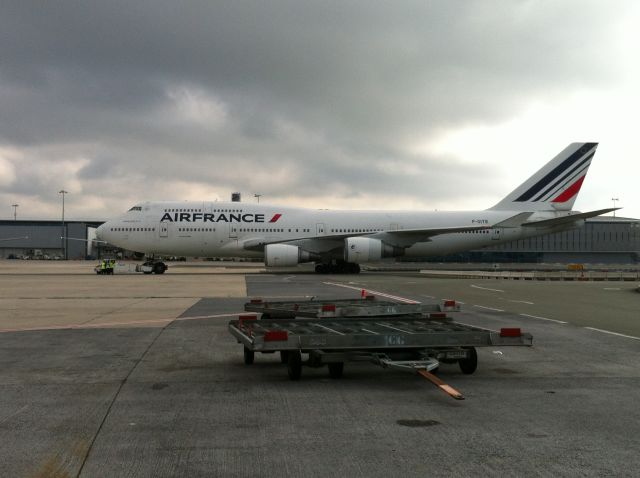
top-left (128, 206), bottom-right (142, 211)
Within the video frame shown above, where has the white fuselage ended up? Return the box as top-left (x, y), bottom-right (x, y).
top-left (96, 201), bottom-right (575, 260)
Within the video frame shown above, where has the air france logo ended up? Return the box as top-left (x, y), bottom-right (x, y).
top-left (160, 212), bottom-right (282, 223)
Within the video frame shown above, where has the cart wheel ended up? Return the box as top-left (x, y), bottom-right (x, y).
top-left (328, 362), bottom-right (344, 379)
top-left (280, 351), bottom-right (289, 363)
top-left (458, 347), bottom-right (477, 374)
top-left (243, 347), bottom-right (255, 365)
top-left (287, 351), bottom-right (302, 380)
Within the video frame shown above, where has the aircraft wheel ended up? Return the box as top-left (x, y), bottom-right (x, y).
top-left (287, 350), bottom-right (302, 380)
top-left (153, 262), bottom-right (166, 274)
top-left (458, 347), bottom-right (478, 374)
top-left (243, 347), bottom-right (255, 365)
top-left (328, 362), bottom-right (344, 379)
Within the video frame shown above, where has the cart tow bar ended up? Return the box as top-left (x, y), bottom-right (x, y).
top-left (375, 355), bottom-right (465, 400)
top-left (417, 369), bottom-right (465, 400)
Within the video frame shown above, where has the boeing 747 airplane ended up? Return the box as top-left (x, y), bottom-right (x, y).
top-left (96, 142), bottom-right (616, 273)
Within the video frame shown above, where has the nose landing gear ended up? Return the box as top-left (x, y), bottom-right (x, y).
top-left (140, 259), bottom-right (168, 274)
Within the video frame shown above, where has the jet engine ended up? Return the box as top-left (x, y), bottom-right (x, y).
top-left (344, 237), bottom-right (405, 264)
top-left (264, 244), bottom-right (317, 267)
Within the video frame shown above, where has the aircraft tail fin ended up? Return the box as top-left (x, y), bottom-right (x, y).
top-left (489, 142), bottom-right (598, 212)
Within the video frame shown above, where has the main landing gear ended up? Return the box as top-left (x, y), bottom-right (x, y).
top-left (314, 261), bottom-right (360, 274)
top-left (141, 259), bottom-right (168, 274)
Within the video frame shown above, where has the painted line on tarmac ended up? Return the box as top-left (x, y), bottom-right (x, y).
top-left (509, 300), bottom-right (535, 305)
top-left (519, 313), bottom-right (567, 324)
top-left (603, 288), bottom-right (621, 291)
top-left (175, 312), bottom-right (253, 321)
top-left (0, 312), bottom-right (246, 333)
top-left (471, 285), bottom-right (505, 293)
top-left (473, 305), bottom-right (505, 312)
top-left (0, 319), bottom-right (171, 333)
top-left (323, 282), bottom-right (419, 304)
top-left (584, 327), bottom-right (640, 341)
top-left (0, 405), bottom-right (29, 426)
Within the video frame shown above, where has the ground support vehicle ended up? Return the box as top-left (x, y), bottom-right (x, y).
top-left (243, 296), bottom-right (459, 320)
top-left (93, 260), bottom-right (167, 275)
top-left (229, 298), bottom-right (533, 399)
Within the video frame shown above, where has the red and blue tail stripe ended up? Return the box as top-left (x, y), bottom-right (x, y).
top-left (514, 143), bottom-right (597, 203)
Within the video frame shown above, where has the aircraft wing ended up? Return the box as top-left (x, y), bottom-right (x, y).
top-left (0, 236), bottom-right (29, 242)
top-left (521, 208), bottom-right (619, 228)
top-left (370, 225), bottom-right (493, 248)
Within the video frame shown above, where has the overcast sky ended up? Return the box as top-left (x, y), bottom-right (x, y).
top-left (1, 1), bottom-right (639, 221)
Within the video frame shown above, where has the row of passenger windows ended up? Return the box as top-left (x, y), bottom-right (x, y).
top-left (177, 227), bottom-right (314, 234)
top-left (109, 226), bottom-right (493, 235)
top-left (331, 228), bottom-right (382, 233)
top-left (236, 228), bottom-right (310, 233)
top-left (163, 208), bottom-right (244, 213)
top-left (178, 227), bottom-right (380, 234)
top-left (111, 227), bottom-right (155, 232)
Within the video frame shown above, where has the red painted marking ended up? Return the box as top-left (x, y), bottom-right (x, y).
top-left (269, 213), bottom-right (282, 223)
top-left (552, 175), bottom-right (585, 203)
top-left (264, 330), bottom-right (288, 341)
top-left (500, 327), bottom-right (522, 337)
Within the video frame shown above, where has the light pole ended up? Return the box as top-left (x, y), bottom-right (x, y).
top-left (59, 190), bottom-right (68, 259)
top-left (254, 194), bottom-right (262, 203)
top-left (611, 198), bottom-right (619, 218)
top-left (12, 204), bottom-right (18, 220)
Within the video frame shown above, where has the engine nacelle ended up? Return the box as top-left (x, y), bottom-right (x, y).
top-left (344, 237), bottom-right (404, 264)
top-left (265, 244), bottom-right (316, 267)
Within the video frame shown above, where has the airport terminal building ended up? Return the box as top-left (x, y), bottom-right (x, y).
top-left (1, 216), bottom-right (639, 263)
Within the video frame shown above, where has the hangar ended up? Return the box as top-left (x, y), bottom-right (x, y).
top-left (0, 220), bottom-right (103, 260)
top-left (412, 216), bottom-right (640, 264)
top-left (1, 216), bottom-right (639, 263)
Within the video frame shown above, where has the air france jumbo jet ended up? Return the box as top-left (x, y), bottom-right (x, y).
top-left (96, 142), bottom-right (615, 274)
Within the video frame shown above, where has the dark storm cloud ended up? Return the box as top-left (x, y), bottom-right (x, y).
top-left (0, 0), bottom-right (629, 217)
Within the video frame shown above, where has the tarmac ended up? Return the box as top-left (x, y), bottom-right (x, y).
top-left (1, 261), bottom-right (639, 477)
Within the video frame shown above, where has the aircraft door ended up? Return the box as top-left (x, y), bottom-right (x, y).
top-left (229, 223), bottom-right (238, 239)
top-left (491, 228), bottom-right (502, 241)
top-left (159, 222), bottom-right (169, 238)
top-left (316, 223), bottom-right (326, 236)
